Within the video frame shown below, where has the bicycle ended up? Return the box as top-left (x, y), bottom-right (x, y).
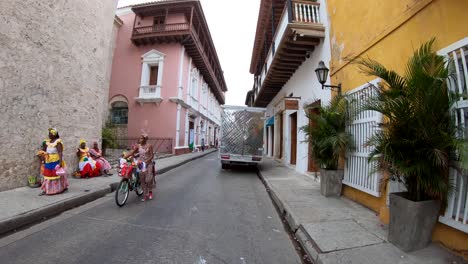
top-left (115, 159), bottom-right (144, 207)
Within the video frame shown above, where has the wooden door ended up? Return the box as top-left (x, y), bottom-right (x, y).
top-left (307, 102), bottom-right (320, 172)
top-left (290, 112), bottom-right (297, 165)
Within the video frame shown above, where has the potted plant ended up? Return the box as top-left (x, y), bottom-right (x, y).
top-left (101, 122), bottom-right (117, 157)
top-left (356, 39), bottom-right (465, 252)
top-left (302, 94), bottom-right (354, 197)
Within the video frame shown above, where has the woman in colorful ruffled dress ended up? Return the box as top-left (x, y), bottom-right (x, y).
top-left (89, 141), bottom-right (113, 176)
top-left (77, 140), bottom-right (102, 178)
top-left (39, 128), bottom-right (69, 196)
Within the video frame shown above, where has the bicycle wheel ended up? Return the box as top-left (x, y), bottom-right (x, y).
top-left (115, 179), bottom-right (129, 207)
top-left (134, 182), bottom-right (144, 196)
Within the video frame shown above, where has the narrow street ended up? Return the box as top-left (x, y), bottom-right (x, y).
top-left (0, 153), bottom-right (301, 264)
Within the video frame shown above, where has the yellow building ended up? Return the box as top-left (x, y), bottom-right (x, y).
top-left (326, 0), bottom-right (468, 258)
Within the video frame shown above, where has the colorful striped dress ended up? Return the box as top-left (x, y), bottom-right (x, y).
top-left (78, 147), bottom-right (102, 177)
top-left (41, 139), bottom-right (69, 195)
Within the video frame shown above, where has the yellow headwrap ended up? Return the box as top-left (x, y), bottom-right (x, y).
top-left (48, 128), bottom-right (58, 136)
top-left (79, 139), bottom-right (86, 145)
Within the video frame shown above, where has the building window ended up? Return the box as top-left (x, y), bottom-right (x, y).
top-left (149, 66), bottom-right (159, 86)
top-left (111, 101), bottom-right (128, 125)
top-left (140, 49), bottom-right (165, 88)
top-left (154, 16), bottom-right (165, 25)
top-left (153, 15), bottom-right (165, 31)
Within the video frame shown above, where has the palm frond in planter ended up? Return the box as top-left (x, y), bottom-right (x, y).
top-left (355, 38), bottom-right (466, 203)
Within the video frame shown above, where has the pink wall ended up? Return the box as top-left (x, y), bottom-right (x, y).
top-left (135, 16), bottom-right (153, 27)
top-left (166, 13), bottom-right (187, 24)
top-left (179, 107), bottom-right (187, 147)
top-left (109, 12), bottom-right (185, 141)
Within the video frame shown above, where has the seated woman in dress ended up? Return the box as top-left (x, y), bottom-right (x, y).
top-left (77, 139), bottom-right (102, 178)
top-left (39, 128), bottom-right (69, 195)
top-left (89, 141), bottom-right (113, 176)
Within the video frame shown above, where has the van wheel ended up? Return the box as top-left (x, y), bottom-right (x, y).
top-left (222, 164), bottom-right (230, 170)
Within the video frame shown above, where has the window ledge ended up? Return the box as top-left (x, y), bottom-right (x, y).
top-left (135, 97), bottom-right (163, 105)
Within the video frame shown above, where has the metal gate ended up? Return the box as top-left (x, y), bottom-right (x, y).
top-left (438, 38), bottom-right (468, 233)
top-left (344, 81), bottom-right (382, 197)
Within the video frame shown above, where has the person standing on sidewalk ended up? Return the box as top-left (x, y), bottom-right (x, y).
top-left (124, 134), bottom-right (155, 201)
top-left (39, 128), bottom-right (69, 196)
top-left (201, 138), bottom-right (205, 152)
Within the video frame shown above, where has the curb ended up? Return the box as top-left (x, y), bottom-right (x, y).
top-left (0, 186), bottom-right (111, 236)
top-left (296, 226), bottom-right (320, 263)
top-left (257, 166), bottom-right (317, 263)
top-left (256, 168), bottom-right (300, 231)
top-left (156, 149), bottom-right (217, 175)
top-left (0, 150), bottom-right (217, 236)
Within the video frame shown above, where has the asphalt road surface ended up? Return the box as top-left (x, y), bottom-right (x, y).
top-left (0, 153), bottom-right (302, 264)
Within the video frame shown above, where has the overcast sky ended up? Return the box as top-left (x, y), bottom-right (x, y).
top-left (117, 0), bottom-right (260, 106)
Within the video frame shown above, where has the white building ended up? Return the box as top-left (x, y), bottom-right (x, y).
top-left (247, 0), bottom-right (332, 174)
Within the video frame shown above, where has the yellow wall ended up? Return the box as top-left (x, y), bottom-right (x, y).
top-left (327, 0), bottom-right (468, 258)
top-left (328, 0), bottom-right (468, 91)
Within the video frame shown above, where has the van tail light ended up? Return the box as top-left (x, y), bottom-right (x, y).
top-left (221, 155), bottom-right (230, 160)
top-left (252, 156), bottom-right (262, 161)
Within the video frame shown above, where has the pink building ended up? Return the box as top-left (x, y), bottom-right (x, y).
top-left (109, 0), bottom-right (226, 155)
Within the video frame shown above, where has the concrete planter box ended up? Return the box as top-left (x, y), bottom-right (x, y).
top-left (319, 169), bottom-right (343, 197)
top-left (389, 192), bottom-right (441, 252)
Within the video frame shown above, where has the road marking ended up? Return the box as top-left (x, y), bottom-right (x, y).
top-left (240, 257), bottom-right (247, 264)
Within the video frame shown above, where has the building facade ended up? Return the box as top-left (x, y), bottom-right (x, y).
top-left (0, 0), bottom-right (118, 191)
top-left (248, 0), bottom-right (332, 174)
top-left (327, 0), bottom-right (468, 257)
top-left (109, 0), bottom-right (226, 155)
top-left (248, 0), bottom-right (468, 257)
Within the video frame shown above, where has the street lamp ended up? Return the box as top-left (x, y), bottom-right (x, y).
top-left (315, 61), bottom-right (341, 95)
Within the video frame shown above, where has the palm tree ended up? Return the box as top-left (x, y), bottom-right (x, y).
top-left (355, 39), bottom-right (464, 203)
top-left (302, 94), bottom-right (354, 170)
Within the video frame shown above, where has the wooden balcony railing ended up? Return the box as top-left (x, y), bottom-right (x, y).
top-left (133, 23), bottom-right (190, 37)
top-left (292, 0), bottom-right (320, 24)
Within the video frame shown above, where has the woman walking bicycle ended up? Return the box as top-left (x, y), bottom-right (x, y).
top-left (124, 134), bottom-right (156, 201)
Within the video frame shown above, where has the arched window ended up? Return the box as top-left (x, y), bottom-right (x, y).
top-left (111, 101), bottom-right (128, 125)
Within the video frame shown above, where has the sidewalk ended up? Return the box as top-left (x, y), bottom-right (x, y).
top-left (0, 149), bottom-right (217, 236)
top-left (258, 159), bottom-right (466, 264)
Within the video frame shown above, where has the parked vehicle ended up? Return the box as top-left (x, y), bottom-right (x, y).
top-left (219, 105), bottom-right (266, 169)
top-left (115, 158), bottom-right (144, 207)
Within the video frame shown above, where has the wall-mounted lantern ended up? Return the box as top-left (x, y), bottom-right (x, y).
top-left (315, 61), bottom-right (342, 95)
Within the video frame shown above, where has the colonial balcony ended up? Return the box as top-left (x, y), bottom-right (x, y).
top-left (132, 23), bottom-right (191, 43)
top-left (130, 1), bottom-right (227, 104)
top-left (135, 85), bottom-right (163, 105)
top-left (251, 0), bottom-right (326, 107)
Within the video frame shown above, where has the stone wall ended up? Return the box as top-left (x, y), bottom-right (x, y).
top-left (0, 0), bottom-right (118, 191)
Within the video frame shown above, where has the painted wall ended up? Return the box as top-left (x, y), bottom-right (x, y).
top-left (327, 0), bottom-right (468, 257)
top-left (109, 12), bottom-right (184, 140)
top-left (328, 0), bottom-right (468, 92)
top-left (166, 13), bottom-right (187, 24)
top-left (265, 0), bottom-right (332, 175)
top-left (110, 10), bottom-right (223, 154)
top-left (0, 0), bottom-right (117, 191)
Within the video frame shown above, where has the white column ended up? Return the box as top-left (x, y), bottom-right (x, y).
top-left (194, 117), bottom-right (198, 149)
top-left (140, 63), bottom-right (149, 87)
top-left (178, 46), bottom-right (185, 99)
top-left (157, 59), bottom-right (164, 87)
top-left (186, 58), bottom-right (192, 103)
top-left (268, 126), bottom-right (273, 157)
top-left (184, 111), bottom-right (189, 147)
top-left (175, 104), bottom-right (181, 147)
